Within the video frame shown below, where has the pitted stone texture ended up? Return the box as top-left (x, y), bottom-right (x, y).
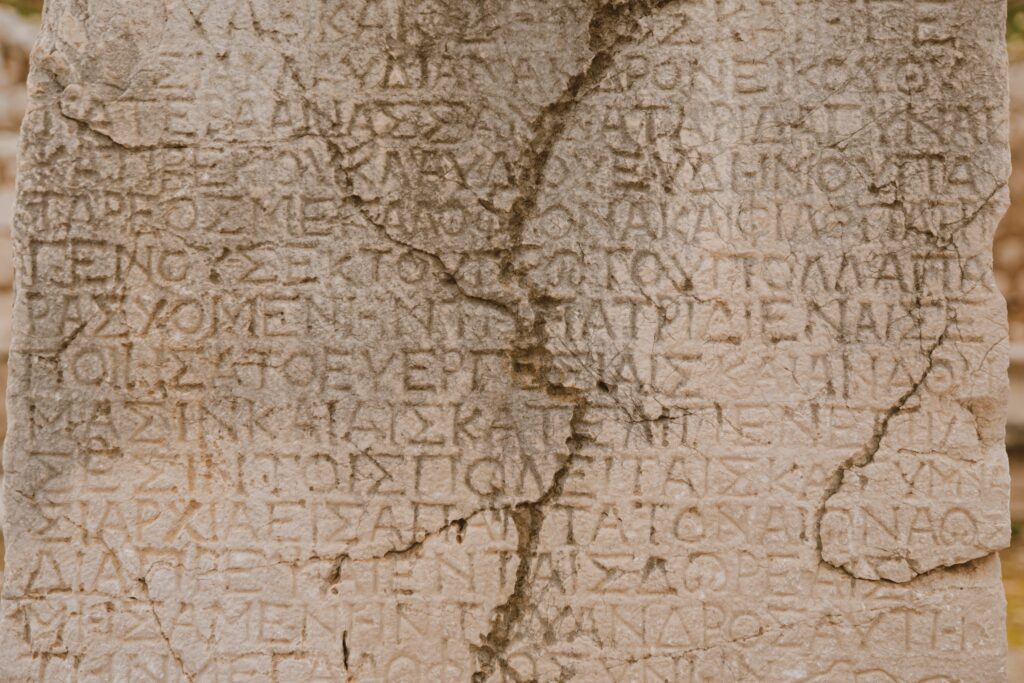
top-left (0, 1), bottom-right (1013, 682)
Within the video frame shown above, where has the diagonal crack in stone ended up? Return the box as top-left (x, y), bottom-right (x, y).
top-left (812, 323), bottom-right (951, 582)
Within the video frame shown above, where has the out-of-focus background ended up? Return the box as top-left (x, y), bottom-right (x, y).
top-left (0, 0), bottom-right (36, 584)
top-left (997, 3), bottom-right (1024, 678)
top-left (5, 0), bottom-right (1024, 675)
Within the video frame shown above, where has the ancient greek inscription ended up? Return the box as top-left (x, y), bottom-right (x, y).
top-left (0, 1), bottom-right (1013, 681)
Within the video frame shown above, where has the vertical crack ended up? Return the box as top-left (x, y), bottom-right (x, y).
top-left (502, 0), bottom-right (679, 261)
top-left (470, 1), bottom-right (678, 677)
top-left (471, 401), bottom-right (591, 682)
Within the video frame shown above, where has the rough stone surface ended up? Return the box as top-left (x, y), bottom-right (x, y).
top-left (0, 1), bottom-right (1014, 681)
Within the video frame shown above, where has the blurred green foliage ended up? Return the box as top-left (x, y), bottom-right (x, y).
top-left (1012, 0), bottom-right (1024, 43)
top-left (0, 0), bottom-right (41, 16)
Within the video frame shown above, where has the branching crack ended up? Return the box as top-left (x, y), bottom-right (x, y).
top-left (813, 323), bottom-right (949, 581)
top-left (471, 401), bottom-right (591, 682)
top-left (467, 2), bottom-right (676, 676)
top-left (501, 0), bottom-right (679, 264)
top-left (11, 0), bottom-right (1007, 679)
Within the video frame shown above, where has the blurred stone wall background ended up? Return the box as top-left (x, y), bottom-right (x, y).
top-left (0, 3), bottom-right (35, 580)
top-left (1001, 8), bottom-right (1024, 676)
top-left (1001, 7), bottom-right (1024, 457)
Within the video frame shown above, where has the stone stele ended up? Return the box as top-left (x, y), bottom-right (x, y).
top-left (0, 1), bottom-right (1014, 681)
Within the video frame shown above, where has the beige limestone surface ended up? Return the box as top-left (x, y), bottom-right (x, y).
top-left (0, 0), bottom-right (1014, 681)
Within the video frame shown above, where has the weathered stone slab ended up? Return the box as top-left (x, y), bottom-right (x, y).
top-left (0, 1), bottom-right (1013, 681)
